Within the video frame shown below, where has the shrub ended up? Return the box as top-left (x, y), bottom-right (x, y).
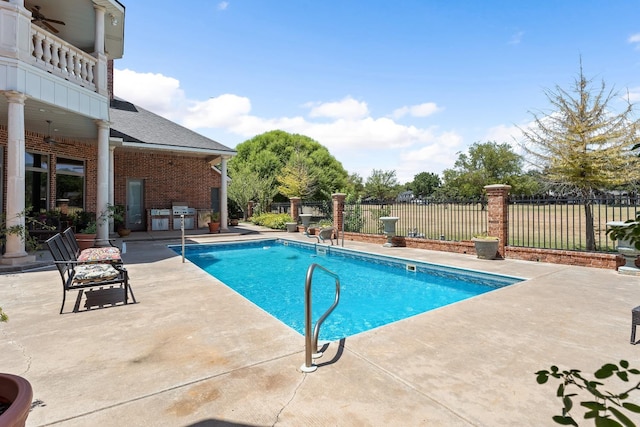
top-left (250, 213), bottom-right (291, 230)
top-left (536, 360), bottom-right (640, 426)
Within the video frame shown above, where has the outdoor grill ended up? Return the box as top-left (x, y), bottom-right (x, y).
top-left (172, 203), bottom-right (196, 230)
top-left (150, 209), bottom-right (170, 231)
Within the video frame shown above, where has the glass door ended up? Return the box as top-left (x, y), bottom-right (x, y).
top-left (126, 179), bottom-right (145, 231)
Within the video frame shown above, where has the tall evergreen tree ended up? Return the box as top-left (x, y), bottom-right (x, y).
top-left (519, 64), bottom-right (640, 250)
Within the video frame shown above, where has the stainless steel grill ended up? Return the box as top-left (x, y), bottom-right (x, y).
top-left (172, 205), bottom-right (196, 230)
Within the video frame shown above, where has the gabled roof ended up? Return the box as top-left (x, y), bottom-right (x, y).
top-left (109, 98), bottom-right (236, 158)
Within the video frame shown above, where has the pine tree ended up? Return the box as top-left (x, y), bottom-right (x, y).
top-left (519, 64), bottom-right (640, 250)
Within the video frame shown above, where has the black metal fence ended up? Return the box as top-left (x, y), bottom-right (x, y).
top-left (271, 193), bottom-right (639, 253)
top-left (508, 195), bottom-right (639, 252)
top-left (344, 198), bottom-right (487, 241)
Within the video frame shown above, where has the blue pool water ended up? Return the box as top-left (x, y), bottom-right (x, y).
top-left (172, 239), bottom-right (523, 341)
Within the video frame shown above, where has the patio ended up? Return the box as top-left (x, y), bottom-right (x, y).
top-left (1, 226), bottom-right (639, 426)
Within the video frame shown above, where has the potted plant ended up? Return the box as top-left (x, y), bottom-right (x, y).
top-left (206, 212), bottom-right (220, 233)
top-left (285, 222), bottom-right (298, 232)
top-left (108, 205), bottom-right (130, 237)
top-left (75, 221), bottom-right (97, 251)
top-left (0, 308), bottom-right (34, 427)
top-left (471, 233), bottom-right (500, 260)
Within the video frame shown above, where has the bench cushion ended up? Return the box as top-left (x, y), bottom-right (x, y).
top-left (73, 264), bottom-right (119, 283)
top-left (77, 247), bottom-right (121, 263)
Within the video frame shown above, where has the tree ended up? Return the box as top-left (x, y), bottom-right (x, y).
top-left (408, 172), bottom-right (441, 198)
top-left (364, 169), bottom-right (399, 201)
top-left (519, 64), bottom-right (640, 251)
top-left (276, 153), bottom-right (318, 199)
top-left (440, 141), bottom-right (525, 198)
top-left (227, 164), bottom-right (261, 220)
top-left (229, 130), bottom-right (348, 202)
top-left (345, 173), bottom-right (365, 199)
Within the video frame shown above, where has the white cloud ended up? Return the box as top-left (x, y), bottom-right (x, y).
top-left (184, 94), bottom-right (252, 128)
top-left (627, 87), bottom-right (640, 102)
top-left (484, 124), bottom-right (524, 145)
top-left (305, 97), bottom-right (369, 120)
top-left (392, 102), bottom-right (441, 119)
top-left (113, 69), bottom-right (186, 120)
top-left (113, 68), bottom-right (467, 181)
top-left (218, 2), bottom-right (229, 10)
top-left (629, 33), bottom-right (640, 47)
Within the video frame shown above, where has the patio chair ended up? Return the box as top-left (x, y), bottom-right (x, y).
top-left (62, 227), bottom-right (121, 264)
top-left (316, 227), bottom-right (336, 245)
top-left (46, 233), bottom-right (134, 314)
top-left (632, 306), bottom-right (640, 344)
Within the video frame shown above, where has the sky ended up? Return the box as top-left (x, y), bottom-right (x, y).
top-left (113, 1), bottom-right (640, 184)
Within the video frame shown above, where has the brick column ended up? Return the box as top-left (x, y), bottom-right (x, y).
top-left (332, 193), bottom-right (346, 236)
top-left (485, 184), bottom-right (511, 258)
top-left (290, 197), bottom-right (301, 222)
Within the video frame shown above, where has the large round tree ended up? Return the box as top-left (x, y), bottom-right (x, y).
top-left (228, 130), bottom-right (349, 207)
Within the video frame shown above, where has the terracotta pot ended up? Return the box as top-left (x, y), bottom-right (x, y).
top-left (0, 373), bottom-right (33, 427)
top-left (208, 222), bottom-right (220, 233)
top-left (75, 233), bottom-right (96, 251)
top-left (117, 228), bottom-right (131, 237)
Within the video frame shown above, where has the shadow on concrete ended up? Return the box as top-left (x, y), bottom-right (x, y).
top-left (67, 285), bottom-right (138, 314)
top-left (185, 420), bottom-right (263, 427)
top-left (316, 338), bottom-right (346, 367)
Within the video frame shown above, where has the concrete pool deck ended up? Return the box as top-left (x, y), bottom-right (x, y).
top-left (1, 226), bottom-right (639, 426)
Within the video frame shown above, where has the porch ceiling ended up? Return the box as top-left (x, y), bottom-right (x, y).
top-left (24, 0), bottom-right (125, 59)
top-left (0, 97), bottom-right (98, 140)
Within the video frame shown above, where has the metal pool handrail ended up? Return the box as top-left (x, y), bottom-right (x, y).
top-left (300, 263), bottom-right (341, 373)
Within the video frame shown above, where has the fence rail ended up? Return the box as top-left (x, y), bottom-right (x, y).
top-left (344, 198), bottom-right (487, 241)
top-left (509, 195), bottom-right (639, 252)
top-left (292, 194), bottom-right (640, 254)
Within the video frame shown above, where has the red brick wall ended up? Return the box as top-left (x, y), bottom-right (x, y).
top-left (113, 149), bottom-right (220, 210)
top-left (0, 126), bottom-right (98, 212)
top-left (341, 232), bottom-right (621, 269)
top-left (1, 126), bottom-right (221, 216)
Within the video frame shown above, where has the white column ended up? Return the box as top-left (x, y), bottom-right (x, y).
top-left (2, 91), bottom-right (34, 264)
top-left (109, 145), bottom-right (115, 233)
top-left (8, 0), bottom-right (25, 6)
top-left (220, 156), bottom-right (229, 231)
top-left (95, 120), bottom-right (110, 246)
top-left (93, 5), bottom-right (105, 55)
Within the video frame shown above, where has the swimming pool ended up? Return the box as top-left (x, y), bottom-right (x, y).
top-left (172, 239), bottom-right (523, 341)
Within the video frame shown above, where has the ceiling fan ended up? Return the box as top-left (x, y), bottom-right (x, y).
top-left (44, 120), bottom-right (57, 144)
top-left (31, 5), bottom-right (66, 34)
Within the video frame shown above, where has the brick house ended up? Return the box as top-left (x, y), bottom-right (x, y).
top-left (0, 0), bottom-right (236, 264)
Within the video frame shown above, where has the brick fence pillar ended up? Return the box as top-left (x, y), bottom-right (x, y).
top-left (332, 193), bottom-right (346, 236)
top-left (485, 184), bottom-right (511, 258)
top-left (247, 201), bottom-right (254, 220)
top-left (290, 197), bottom-right (301, 222)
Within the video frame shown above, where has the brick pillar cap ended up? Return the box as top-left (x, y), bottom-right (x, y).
top-left (332, 193), bottom-right (346, 198)
top-left (290, 197), bottom-right (301, 201)
top-left (484, 184), bottom-right (511, 190)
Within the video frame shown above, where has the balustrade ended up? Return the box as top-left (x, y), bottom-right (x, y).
top-left (29, 25), bottom-right (97, 91)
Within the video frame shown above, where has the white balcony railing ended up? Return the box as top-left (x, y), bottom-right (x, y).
top-left (30, 25), bottom-right (97, 92)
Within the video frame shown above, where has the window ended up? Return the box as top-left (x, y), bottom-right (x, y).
top-left (56, 157), bottom-right (85, 209)
top-left (25, 152), bottom-right (49, 212)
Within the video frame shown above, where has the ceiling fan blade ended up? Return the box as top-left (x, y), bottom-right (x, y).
top-left (44, 18), bottom-right (65, 25)
top-left (42, 20), bottom-right (59, 34)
